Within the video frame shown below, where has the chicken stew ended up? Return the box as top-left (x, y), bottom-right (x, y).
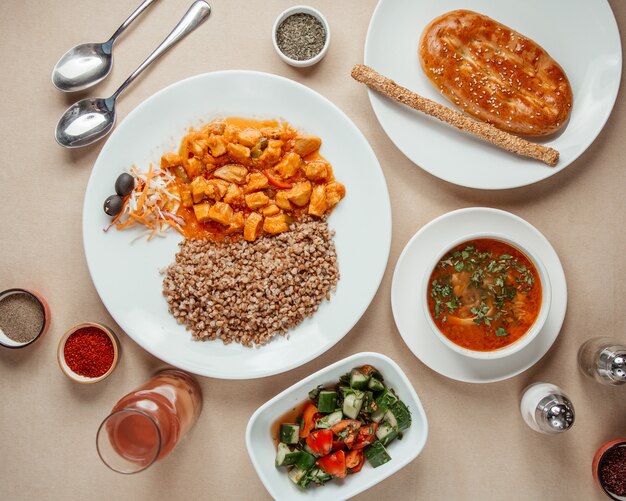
top-left (161, 118), bottom-right (345, 241)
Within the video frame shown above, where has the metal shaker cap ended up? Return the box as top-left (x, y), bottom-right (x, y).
top-left (607, 352), bottom-right (626, 383)
top-left (535, 393), bottom-right (575, 433)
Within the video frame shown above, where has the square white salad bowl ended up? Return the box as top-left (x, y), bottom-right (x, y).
top-left (245, 352), bottom-right (428, 500)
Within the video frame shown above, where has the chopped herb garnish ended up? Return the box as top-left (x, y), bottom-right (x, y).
top-left (428, 239), bottom-right (540, 344)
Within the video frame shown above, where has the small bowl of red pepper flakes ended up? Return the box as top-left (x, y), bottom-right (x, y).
top-left (594, 440), bottom-right (626, 500)
top-left (57, 322), bottom-right (120, 383)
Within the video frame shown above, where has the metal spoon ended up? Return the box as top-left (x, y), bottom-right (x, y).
top-left (52, 0), bottom-right (159, 92)
top-left (55, 1), bottom-right (211, 149)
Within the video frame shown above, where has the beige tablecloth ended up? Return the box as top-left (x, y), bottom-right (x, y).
top-left (1, 1), bottom-right (625, 499)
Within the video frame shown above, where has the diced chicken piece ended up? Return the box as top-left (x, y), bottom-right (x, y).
top-left (304, 160), bottom-right (328, 181)
top-left (244, 212), bottom-right (263, 242)
top-left (237, 128), bottom-right (262, 148)
top-left (207, 202), bottom-right (233, 226)
top-left (293, 135), bottom-right (322, 157)
top-left (275, 152), bottom-right (302, 178)
top-left (205, 179), bottom-right (229, 200)
top-left (203, 155), bottom-right (217, 171)
top-left (286, 181), bottom-right (312, 207)
top-left (213, 165), bottom-right (248, 184)
top-left (245, 172), bottom-right (269, 193)
top-left (262, 204), bottom-right (280, 217)
top-left (223, 124), bottom-right (241, 143)
top-left (180, 187), bottom-right (193, 208)
top-left (191, 139), bottom-right (208, 157)
top-left (185, 157), bottom-right (204, 178)
top-left (275, 191), bottom-right (292, 211)
top-left (259, 140), bottom-right (283, 167)
top-left (182, 138), bottom-right (194, 156)
top-left (223, 183), bottom-right (243, 205)
top-left (161, 152), bottom-right (182, 169)
top-left (206, 121), bottom-right (226, 135)
top-left (191, 177), bottom-right (209, 203)
top-left (263, 213), bottom-right (293, 234)
top-left (245, 192), bottom-right (270, 210)
top-left (260, 127), bottom-right (283, 139)
top-left (227, 142), bottom-right (251, 163)
top-left (308, 185), bottom-right (327, 217)
top-left (326, 181), bottom-right (346, 209)
top-left (226, 211), bottom-right (244, 233)
top-left (193, 203), bottom-right (212, 223)
top-left (207, 134), bottom-right (227, 157)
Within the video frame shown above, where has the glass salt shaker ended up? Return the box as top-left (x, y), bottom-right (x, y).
top-left (520, 383), bottom-right (575, 434)
top-left (578, 337), bottom-right (626, 386)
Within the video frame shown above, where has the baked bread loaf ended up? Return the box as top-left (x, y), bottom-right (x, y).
top-left (419, 10), bottom-right (572, 136)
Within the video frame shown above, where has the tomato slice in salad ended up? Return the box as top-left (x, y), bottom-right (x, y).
top-left (345, 450), bottom-right (364, 473)
top-left (317, 450), bottom-right (347, 479)
top-left (360, 364), bottom-right (378, 376)
top-left (344, 430), bottom-right (358, 449)
top-left (331, 420), bottom-right (361, 449)
top-left (299, 403), bottom-right (318, 438)
top-left (330, 420), bottom-right (361, 435)
top-left (306, 429), bottom-right (333, 456)
top-left (352, 422), bottom-right (379, 450)
top-left (332, 440), bottom-right (345, 451)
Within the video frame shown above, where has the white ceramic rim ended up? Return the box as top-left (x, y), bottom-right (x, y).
top-left (272, 5), bottom-right (331, 67)
top-left (245, 352), bottom-right (429, 499)
top-left (422, 232), bottom-right (552, 360)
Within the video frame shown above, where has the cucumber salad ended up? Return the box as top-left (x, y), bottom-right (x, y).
top-left (275, 365), bottom-right (412, 488)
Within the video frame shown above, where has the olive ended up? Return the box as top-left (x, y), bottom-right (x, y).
top-left (104, 194), bottom-right (124, 217)
top-left (115, 173), bottom-right (135, 197)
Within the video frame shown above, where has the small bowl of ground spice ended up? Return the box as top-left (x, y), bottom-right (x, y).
top-left (272, 6), bottom-right (330, 67)
top-left (0, 288), bottom-right (50, 349)
top-left (594, 440), bottom-right (626, 500)
top-left (57, 322), bottom-right (120, 383)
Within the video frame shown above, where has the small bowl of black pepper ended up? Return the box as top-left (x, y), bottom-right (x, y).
top-left (273, 6), bottom-right (330, 67)
top-left (0, 288), bottom-right (50, 349)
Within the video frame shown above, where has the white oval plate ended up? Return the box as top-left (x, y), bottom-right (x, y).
top-left (83, 71), bottom-right (391, 379)
top-left (246, 352), bottom-right (428, 500)
top-left (391, 208), bottom-right (567, 383)
top-left (364, 0), bottom-right (622, 189)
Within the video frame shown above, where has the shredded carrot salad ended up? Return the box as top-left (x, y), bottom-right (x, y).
top-left (104, 165), bottom-right (185, 240)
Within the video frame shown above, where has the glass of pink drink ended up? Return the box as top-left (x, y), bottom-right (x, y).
top-left (96, 369), bottom-right (202, 473)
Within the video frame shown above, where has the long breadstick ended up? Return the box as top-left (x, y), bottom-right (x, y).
top-left (351, 64), bottom-right (559, 167)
